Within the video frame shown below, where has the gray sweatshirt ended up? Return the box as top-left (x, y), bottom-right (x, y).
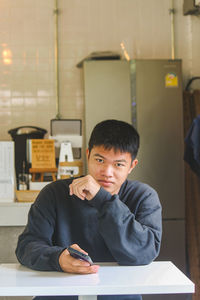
top-left (16, 178), bottom-right (162, 300)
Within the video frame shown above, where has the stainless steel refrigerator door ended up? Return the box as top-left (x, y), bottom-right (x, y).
top-left (130, 59), bottom-right (185, 219)
top-left (158, 219), bottom-right (186, 273)
top-left (83, 60), bottom-right (132, 148)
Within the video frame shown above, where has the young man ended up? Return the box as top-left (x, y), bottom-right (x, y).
top-left (16, 119), bottom-right (162, 300)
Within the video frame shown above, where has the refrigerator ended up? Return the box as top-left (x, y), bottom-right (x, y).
top-left (82, 59), bottom-right (189, 300)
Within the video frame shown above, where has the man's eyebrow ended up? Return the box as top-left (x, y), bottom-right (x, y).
top-left (114, 159), bottom-right (128, 163)
top-left (93, 153), bottom-right (105, 159)
top-left (93, 153), bottom-right (128, 163)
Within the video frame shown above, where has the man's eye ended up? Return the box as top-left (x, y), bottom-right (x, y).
top-left (115, 163), bottom-right (125, 167)
top-left (96, 158), bottom-right (104, 163)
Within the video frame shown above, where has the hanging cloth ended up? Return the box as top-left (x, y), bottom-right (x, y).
top-left (184, 115), bottom-right (200, 177)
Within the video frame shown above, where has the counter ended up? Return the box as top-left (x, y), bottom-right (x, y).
top-left (0, 202), bottom-right (32, 226)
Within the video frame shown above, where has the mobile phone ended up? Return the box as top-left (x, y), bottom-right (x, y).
top-left (67, 247), bottom-right (93, 265)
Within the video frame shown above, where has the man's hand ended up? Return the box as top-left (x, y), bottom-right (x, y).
top-left (69, 175), bottom-right (100, 200)
top-left (59, 244), bottom-right (99, 274)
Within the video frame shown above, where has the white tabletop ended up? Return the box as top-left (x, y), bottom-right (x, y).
top-left (0, 262), bottom-right (194, 300)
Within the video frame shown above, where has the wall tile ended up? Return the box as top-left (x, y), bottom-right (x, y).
top-left (0, 0), bottom-right (199, 137)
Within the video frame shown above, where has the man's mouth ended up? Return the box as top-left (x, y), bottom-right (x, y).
top-left (98, 180), bottom-right (114, 187)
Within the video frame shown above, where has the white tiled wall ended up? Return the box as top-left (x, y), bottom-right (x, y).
top-left (0, 0), bottom-right (55, 138)
top-left (0, 0), bottom-right (200, 141)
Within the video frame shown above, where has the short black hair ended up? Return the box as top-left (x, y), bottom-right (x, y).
top-left (88, 119), bottom-right (139, 160)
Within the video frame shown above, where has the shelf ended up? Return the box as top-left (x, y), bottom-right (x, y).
top-left (0, 202), bottom-right (32, 226)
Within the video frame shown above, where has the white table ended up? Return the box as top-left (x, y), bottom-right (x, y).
top-left (0, 262), bottom-right (194, 300)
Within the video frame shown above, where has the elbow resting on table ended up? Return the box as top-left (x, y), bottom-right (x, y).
top-left (118, 239), bottom-right (161, 266)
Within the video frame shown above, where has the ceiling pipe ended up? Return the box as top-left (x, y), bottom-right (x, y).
top-left (54, 0), bottom-right (61, 119)
top-left (169, 0), bottom-right (175, 60)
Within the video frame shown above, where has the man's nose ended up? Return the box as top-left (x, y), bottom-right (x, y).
top-left (102, 164), bottom-right (113, 177)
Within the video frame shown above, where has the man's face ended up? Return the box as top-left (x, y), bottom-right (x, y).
top-left (87, 145), bottom-right (138, 195)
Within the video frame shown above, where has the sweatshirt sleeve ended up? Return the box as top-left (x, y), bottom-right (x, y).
top-left (89, 182), bottom-right (162, 266)
top-left (15, 184), bottom-right (65, 272)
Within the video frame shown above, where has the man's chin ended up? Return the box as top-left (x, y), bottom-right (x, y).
top-left (100, 185), bottom-right (118, 195)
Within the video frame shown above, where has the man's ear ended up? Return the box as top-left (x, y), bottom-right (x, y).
top-left (86, 148), bottom-right (90, 160)
top-left (128, 159), bottom-right (138, 174)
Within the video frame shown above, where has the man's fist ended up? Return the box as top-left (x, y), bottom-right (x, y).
top-left (69, 175), bottom-right (100, 200)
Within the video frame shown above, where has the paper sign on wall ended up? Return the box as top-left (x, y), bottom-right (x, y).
top-left (0, 142), bottom-right (15, 202)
